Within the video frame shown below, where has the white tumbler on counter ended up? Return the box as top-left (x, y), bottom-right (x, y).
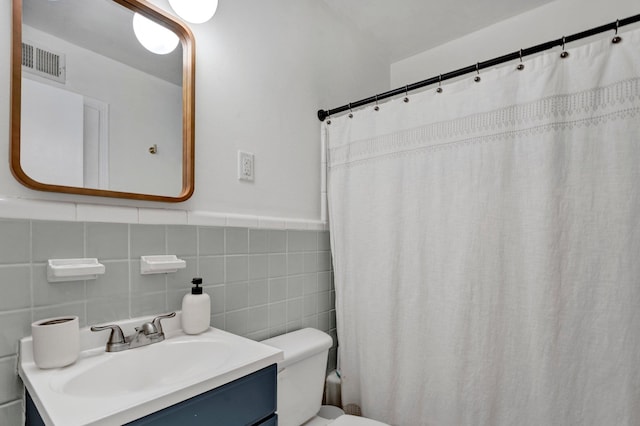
top-left (181, 277), bottom-right (210, 334)
top-left (31, 316), bottom-right (79, 369)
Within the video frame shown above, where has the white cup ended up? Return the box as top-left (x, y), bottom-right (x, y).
top-left (31, 316), bottom-right (80, 369)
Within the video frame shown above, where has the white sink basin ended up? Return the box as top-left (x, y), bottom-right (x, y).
top-left (19, 314), bottom-right (283, 426)
top-left (50, 338), bottom-right (232, 397)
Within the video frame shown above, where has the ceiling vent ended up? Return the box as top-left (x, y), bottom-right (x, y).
top-left (22, 41), bottom-right (66, 84)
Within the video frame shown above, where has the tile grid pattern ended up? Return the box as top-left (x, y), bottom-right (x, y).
top-left (0, 219), bottom-right (336, 424)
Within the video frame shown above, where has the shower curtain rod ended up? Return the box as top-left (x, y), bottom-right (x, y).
top-left (317, 13), bottom-right (640, 122)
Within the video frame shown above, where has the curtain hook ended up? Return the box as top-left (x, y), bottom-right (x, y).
top-left (560, 36), bottom-right (569, 58)
top-left (326, 112), bottom-right (332, 125)
top-left (436, 75), bottom-right (443, 93)
top-left (374, 95), bottom-right (380, 111)
top-left (517, 49), bottom-right (525, 70)
top-left (403, 85), bottom-right (410, 103)
top-left (348, 103), bottom-right (353, 119)
top-left (612, 19), bottom-right (622, 44)
top-left (474, 63), bottom-right (481, 82)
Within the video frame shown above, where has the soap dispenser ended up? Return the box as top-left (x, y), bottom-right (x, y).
top-left (181, 277), bottom-right (210, 335)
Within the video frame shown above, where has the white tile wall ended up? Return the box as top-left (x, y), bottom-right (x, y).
top-left (138, 208), bottom-right (188, 225)
top-left (187, 211), bottom-right (227, 227)
top-left (0, 198), bottom-right (76, 221)
top-left (76, 204), bottom-right (138, 223)
top-left (0, 197), bottom-right (329, 230)
top-left (226, 214), bottom-right (259, 229)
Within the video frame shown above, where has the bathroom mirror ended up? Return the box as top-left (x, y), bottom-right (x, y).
top-left (10, 0), bottom-right (195, 202)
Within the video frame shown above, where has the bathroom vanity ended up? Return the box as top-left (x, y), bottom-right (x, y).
top-left (19, 315), bottom-right (283, 425)
top-left (125, 365), bottom-right (277, 425)
top-left (26, 365), bottom-right (277, 425)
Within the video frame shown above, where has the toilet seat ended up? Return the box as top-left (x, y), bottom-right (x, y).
top-left (330, 414), bottom-right (389, 426)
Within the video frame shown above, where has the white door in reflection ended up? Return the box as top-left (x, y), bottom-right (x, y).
top-left (22, 77), bottom-right (110, 190)
top-left (83, 98), bottom-right (109, 190)
top-left (21, 78), bottom-right (84, 187)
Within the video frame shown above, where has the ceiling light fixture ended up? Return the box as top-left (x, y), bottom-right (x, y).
top-left (132, 13), bottom-right (179, 55)
top-left (168, 0), bottom-right (218, 24)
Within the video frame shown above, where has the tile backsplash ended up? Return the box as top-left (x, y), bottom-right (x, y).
top-left (0, 219), bottom-right (336, 424)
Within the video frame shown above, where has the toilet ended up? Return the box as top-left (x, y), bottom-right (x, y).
top-left (262, 328), bottom-right (388, 426)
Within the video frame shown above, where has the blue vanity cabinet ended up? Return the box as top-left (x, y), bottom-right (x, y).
top-left (129, 364), bottom-right (277, 425)
top-left (26, 364), bottom-right (277, 426)
top-left (25, 393), bottom-right (45, 426)
top-left (256, 414), bottom-right (278, 426)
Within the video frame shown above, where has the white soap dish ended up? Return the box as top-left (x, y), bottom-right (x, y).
top-left (140, 255), bottom-right (186, 275)
top-left (47, 259), bottom-right (106, 282)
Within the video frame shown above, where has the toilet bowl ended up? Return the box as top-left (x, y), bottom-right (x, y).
top-left (262, 328), bottom-right (388, 426)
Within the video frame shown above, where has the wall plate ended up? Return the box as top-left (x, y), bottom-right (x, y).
top-left (238, 151), bottom-right (255, 182)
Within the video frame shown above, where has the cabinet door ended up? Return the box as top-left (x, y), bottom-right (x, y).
top-left (129, 364), bottom-right (277, 425)
top-left (25, 392), bottom-right (45, 426)
top-left (256, 413), bottom-right (278, 426)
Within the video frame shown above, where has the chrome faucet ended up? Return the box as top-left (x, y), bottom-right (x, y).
top-left (91, 312), bottom-right (176, 352)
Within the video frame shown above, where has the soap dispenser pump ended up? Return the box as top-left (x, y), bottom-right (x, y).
top-left (181, 277), bottom-right (210, 335)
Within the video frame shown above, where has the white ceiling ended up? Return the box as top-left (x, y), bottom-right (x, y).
top-left (322, 0), bottom-right (555, 62)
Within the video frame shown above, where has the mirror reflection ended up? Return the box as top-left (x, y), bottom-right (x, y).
top-left (17, 0), bottom-right (190, 199)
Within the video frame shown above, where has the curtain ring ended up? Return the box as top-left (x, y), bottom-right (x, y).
top-left (348, 103), bottom-right (353, 119)
top-left (326, 112), bottom-right (332, 125)
top-left (436, 74), bottom-right (443, 93)
top-left (403, 85), bottom-right (410, 103)
top-left (560, 36), bottom-right (569, 58)
top-left (374, 95), bottom-right (380, 111)
top-left (517, 49), bottom-right (525, 70)
top-left (474, 63), bottom-right (481, 82)
top-left (612, 19), bottom-right (622, 44)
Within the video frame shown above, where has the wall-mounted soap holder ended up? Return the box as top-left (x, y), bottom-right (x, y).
top-left (140, 255), bottom-right (186, 275)
top-left (47, 259), bottom-right (106, 282)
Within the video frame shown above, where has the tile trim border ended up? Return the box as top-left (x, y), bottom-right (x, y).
top-left (0, 198), bottom-right (330, 230)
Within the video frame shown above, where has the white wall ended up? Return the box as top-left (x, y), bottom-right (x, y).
top-left (391, 0), bottom-right (640, 88)
top-left (0, 0), bottom-right (389, 221)
top-left (180, 0), bottom-right (389, 220)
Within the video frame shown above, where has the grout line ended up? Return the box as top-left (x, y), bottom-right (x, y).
top-left (0, 399), bottom-right (22, 409)
top-left (0, 307), bottom-right (32, 316)
top-left (127, 223), bottom-right (132, 319)
top-left (195, 225), bottom-right (200, 277)
top-left (28, 220), bottom-right (34, 324)
top-left (164, 225), bottom-right (169, 311)
top-left (0, 354), bottom-right (17, 363)
top-left (83, 222), bottom-right (88, 324)
top-left (0, 262), bottom-right (32, 268)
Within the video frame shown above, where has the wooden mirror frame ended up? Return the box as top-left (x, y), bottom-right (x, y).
top-left (10, 0), bottom-right (195, 202)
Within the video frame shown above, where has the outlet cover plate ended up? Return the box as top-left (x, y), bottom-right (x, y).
top-left (238, 151), bottom-right (254, 182)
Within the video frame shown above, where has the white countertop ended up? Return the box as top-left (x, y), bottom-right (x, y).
top-left (19, 314), bottom-right (283, 426)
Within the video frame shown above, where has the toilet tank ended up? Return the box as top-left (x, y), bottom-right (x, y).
top-left (262, 328), bottom-right (333, 426)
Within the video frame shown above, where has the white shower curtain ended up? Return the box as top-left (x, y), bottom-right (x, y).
top-left (326, 28), bottom-right (640, 426)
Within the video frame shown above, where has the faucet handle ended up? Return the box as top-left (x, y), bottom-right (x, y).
top-left (151, 312), bottom-right (176, 334)
top-left (91, 324), bottom-right (127, 352)
top-left (135, 322), bottom-right (158, 335)
top-left (91, 324), bottom-right (125, 343)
